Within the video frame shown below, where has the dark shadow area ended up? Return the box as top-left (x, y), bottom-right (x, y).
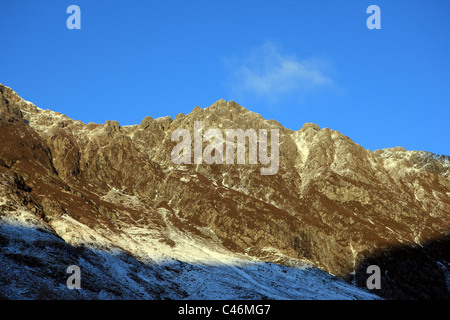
top-left (345, 236), bottom-right (450, 300)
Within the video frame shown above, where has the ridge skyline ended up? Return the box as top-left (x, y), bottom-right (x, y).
top-left (2, 83), bottom-right (447, 158)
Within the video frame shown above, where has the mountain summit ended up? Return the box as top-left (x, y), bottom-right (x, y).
top-left (0, 84), bottom-right (449, 299)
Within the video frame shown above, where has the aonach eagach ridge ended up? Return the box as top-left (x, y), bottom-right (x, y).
top-left (0, 84), bottom-right (449, 300)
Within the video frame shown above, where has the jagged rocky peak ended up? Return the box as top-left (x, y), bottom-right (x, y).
top-left (206, 98), bottom-right (247, 112)
top-left (0, 84), bottom-right (26, 121)
top-left (185, 99), bottom-right (248, 123)
top-left (300, 122), bottom-right (320, 131)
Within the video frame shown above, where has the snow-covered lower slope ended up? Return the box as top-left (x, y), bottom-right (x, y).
top-left (0, 208), bottom-right (380, 300)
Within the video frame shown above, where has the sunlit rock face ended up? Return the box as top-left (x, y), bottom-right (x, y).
top-left (0, 84), bottom-right (449, 299)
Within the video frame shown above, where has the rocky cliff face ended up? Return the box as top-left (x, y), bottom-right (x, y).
top-left (0, 84), bottom-right (449, 299)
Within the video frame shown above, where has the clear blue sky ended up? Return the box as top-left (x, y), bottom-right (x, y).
top-left (1, 0), bottom-right (449, 155)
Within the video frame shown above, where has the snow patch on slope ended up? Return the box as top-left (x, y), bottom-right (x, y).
top-left (0, 210), bottom-right (381, 300)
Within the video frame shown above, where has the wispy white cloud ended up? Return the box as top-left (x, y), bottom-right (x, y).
top-left (225, 42), bottom-right (333, 104)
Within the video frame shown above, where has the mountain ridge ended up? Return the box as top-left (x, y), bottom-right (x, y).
top-left (0, 83), bottom-right (449, 299)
